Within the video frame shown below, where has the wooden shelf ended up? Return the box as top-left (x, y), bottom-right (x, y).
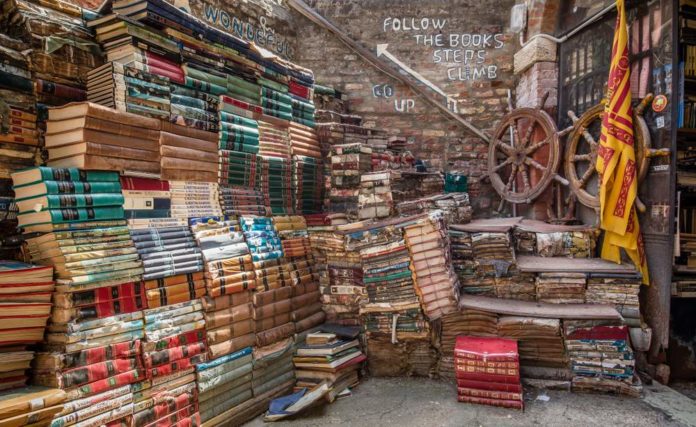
top-left (678, 128), bottom-right (696, 136)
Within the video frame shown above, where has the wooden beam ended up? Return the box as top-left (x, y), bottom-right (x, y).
top-left (287, 0), bottom-right (492, 151)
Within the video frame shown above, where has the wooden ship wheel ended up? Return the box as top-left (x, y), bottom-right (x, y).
top-left (564, 94), bottom-right (668, 210)
top-left (488, 106), bottom-right (567, 205)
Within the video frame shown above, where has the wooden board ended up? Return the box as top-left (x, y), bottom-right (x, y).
top-left (517, 255), bottom-right (638, 274)
top-left (458, 295), bottom-right (621, 320)
top-left (515, 219), bottom-right (596, 233)
top-left (449, 217), bottom-right (523, 233)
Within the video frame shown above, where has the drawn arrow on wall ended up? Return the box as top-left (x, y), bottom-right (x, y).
top-left (376, 43), bottom-right (458, 112)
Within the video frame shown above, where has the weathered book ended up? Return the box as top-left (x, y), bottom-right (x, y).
top-left (0, 260), bottom-right (53, 284)
top-left (11, 167), bottom-right (119, 187)
top-left (34, 341), bottom-right (141, 371)
top-left (48, 102), bottom-right (160, 129)
top-left (16, 193), bottom-right (125, 213)
top-left (456, 395), bottom-right (523, 409)
top-left (0, 386), bottom-right (66, 421)
top-left (14, 181), bottom-right (122, 201)
top-left (48, 155), bottom-right (161, 174)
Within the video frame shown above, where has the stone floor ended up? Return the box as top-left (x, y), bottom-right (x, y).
top-left (245, 377), bottom-right (695, 427)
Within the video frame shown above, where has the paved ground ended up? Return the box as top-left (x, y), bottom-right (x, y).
top-left (246, 377), bottom-right (692, 427)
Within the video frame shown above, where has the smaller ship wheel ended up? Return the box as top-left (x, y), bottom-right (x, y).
top-left (565, 95), bottom-right (658, 210)
top-left (488, 108), bottom-right (562, 204)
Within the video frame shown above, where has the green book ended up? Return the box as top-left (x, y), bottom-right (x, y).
top-left (17, 206), bottom-right (125, 227)
top-left (16, 193), bottom-right (125, 214)
top-left (14, 181), bottom-right (123, 201)
top-left (12, 167), bottom-right (120, 187)
top-left (219, 112), bottom-right (258, 129)
top-left (227, 75), bottom-right (260, 93)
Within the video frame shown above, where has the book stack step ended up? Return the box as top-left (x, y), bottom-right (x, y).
top-left (44, 103), bottom-right (162, 174)
top-left (252, 287), bottom-right (295, 348)
top-left (137, 300), bottom-right (206, 426)
top-left (404, 213), bottom-right (460, 320)
top-left (358, 171), bottom-right (394, 220)
top-left (498, 317), bottom-right (568, 369)
top-left (293, 332), bottom-right (365, 399)
top-left (159, 123), bottom-right (219, 183)
top-left (219, 186), bottom-right (267, 216)
top-left (564, 322), bottom-right (642, 397)
top-left (0, 261), bottom-right (54, 390)
top-left (454, 336), bottom-right (523, 410)
top-left (196, 347), bottom-right (254, 423)
top-left (586, 274), bottom-right (641, 326)
top-left (289, 122), bottom-right (321, 159)
top-left (360, 239), bottom-right (419, 305)
top-left (291, 282), bottom-right (325, 334)
top-left (535, 272), bottom-right (587, 304)
top-left (259, 84), bottom-right (292, 122)
top-left (218, 108), bottom-right (260, 156)
top-left (0, 107), bottom-right (39, 179)
top-left (438, 309), bottom-right (499, 380)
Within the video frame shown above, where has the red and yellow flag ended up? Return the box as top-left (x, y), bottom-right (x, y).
top-left (596, 0), bottom-right (649, 284)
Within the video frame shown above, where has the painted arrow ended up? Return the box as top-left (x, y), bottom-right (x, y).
top-left (376, 43), bottom-right (458, 112)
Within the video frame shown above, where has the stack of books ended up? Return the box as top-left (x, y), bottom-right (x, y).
top-left (564, 322), bottom-right (642, 397)
top-left (252, 287), bottom-right (295, 348)
top-left (293, 155), bottom-right (323, 214)
top-left (196, 346), bottom-right (254, 423)
top-left (44, 103), bottom-right (162, 174)
top-left (291, 96), bottom-right (316, 128)
top-left (454, 336), bottom-right (523, 409)
top-left (437, 310), bottom-right (499, 379)
top-left (586, 274), bottom-right (642, 327)
top-left (219, 186), bottom-right (267, 216)
top-left (121, 177), bottom-right (171, 222)
top-left (0, 107), bottom-right (39, 179)
top-left (498, 317), bottom-right (568, 369)
top-left (535, 272), bottom-right (587, 304)
top-left (137, 300), bottom-right (206, 426)
top-left (86, 61), bottom-right (171, 119)
top-left (289, 122), bottom-right (321, 159)
top-left (169, 181), bottom-right (223, 219)
top-left (251, 339), bottom-right (295, 399)
top-left (329, 143), bottom-right (371, 219)
top-left (260, 155), bottom-right (294, 215)
top-left (360, 239), bottom-right (419, 305)
top-left (260, 81), bottom-right (292, 122)
top-left (288, 67), bottom-right (316, 127)
top-left (159, 123), bottom-right (219, 183)
top-left (291, 282), bottom-right (325, 334)
top-left (0, 261), bottom-right (54, 390)
top-left (0, 386), bottom-right (66, 427)
top-left (293, 332), bottom-right (365, 398)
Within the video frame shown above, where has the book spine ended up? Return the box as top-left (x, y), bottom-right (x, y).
top-left (456, 395), bottom-right (523, 409)
top-left (38, 181), bottom-right (123, 197)
top-left (39, 168), bottom-right (120, 183)
top-left (65, 369), bottom-right (143, 401)
top-left (45, 193), bottom-right (125, 209)
top-left (59, 358), bottom-right (140, 388)
top-left (144, 342), bottom-right (207, 368)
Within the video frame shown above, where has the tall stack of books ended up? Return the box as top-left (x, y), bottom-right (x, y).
top-left (291, 281), bottom-right (325, 334)
top-left (358, 171), bottom-right (393, 220)
top-left (293, 156), bottom-right (323, 214)
top-left (44, 103), bottom-right (162, 174)
top-left (86, 61), bottom-right (171, 120)
top-left (454, 336), bottom-right (523, 409)
top-left (360, 239), bottom-right (419, 305)
top-left (293, 332), bottom-right (365, 399)
top-left (498, 317), bottom-right (568, 369)
top-left (535, 272), bottom-right (587, 304)
top-left (196, 346), bottom-right (254, 423)
top-left (257, 120), bottom-right (293, 215)
top-left (404, 213), bottom-right (460, 319)
top-left (259, 80), bottom-right (292, 122)
top-left (0, 107), bottom-right (39, 179)
top-left (0, 261), bottom-right (54, 390)
top-left (195, 217), bottom-right (257, 361)
top-left (330, 143), bottom-right (371, 219)
top-left (564, 322), bottom-right (641, 396)
top-left (137, 300), bottom-right (206, 426)
top-left (159, 124), bottom-right (219, 183)
top-left (438, 310), bottom-right (499, 379)
top-left (288, 67), bottom-right (316, 128)
top-left (586, 273), bottom-right (642, 327)
top-left (12, 166), bottom-right (144, 426)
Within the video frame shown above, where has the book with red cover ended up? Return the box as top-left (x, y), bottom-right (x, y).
top-left (0, 261), bottom-right (53, 285)
top-left (564, 325), bottom-right (629, 341)
top-left (120, 176), bottom-right (170, 191)
top-left (457, 395), bottom-right (523, 410)
top-left (454, 367), bottom-right (520, 384)
top-left (454, 336), bottom-right (519, 362)
top-left (455, 378), bottom-right (523, 393)
top-left (457, 387), bottom-right (522, 401)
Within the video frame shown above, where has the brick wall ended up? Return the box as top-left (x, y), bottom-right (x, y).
top-left (292, 0), bottom-right (519, 214)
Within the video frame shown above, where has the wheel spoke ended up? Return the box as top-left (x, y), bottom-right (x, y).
top-left (520, 164), bottom-right (531, 193)
top-left (511, 118), bottom-right (523, 148)
top-left (522, 119), bottom-right (537, 148)
top-left (493, 139), bottom-right (515, 156)
top-left (525, 157), bottom-right (548, 172)
top-left (579, 125), bottom-right (599, 148)
top-left (573, 154), bottom-right (591, 162)
top-left (493, 157), bottom-right (513, 173)
top-left (579, 167), bottom-right (595, 188)
top-left (525, 137), bottom-right (550, 155)
top-left (504, 164), bottom-right (518, 192)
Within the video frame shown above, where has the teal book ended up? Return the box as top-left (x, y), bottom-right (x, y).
top-left (219, 142), bottom-right (260, 154)
top-left (227, 75), bottom-right (260, 93)
top-left (14, 181), bottom-right (123, 201)
top-left (17, 206), bottom-right (125, 227)
top-left (257, 77), bottom-right (288, 93)
top-left (218, 132), bottom-right (259, 145)
top-left (12, 167), bottom-right (119, 187)
top-left (261, 88), bottom-right (292, 104)
top-left (219, 112), bottom-right (258, 129)
top-left (16, 193), bottom-right (125, 213)
top-left (227, 85), bottom-right (261, 103)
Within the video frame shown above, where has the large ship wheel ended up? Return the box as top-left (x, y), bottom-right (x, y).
top-left (488, 108), bottom-right (565, 205)
top-left (565, 94), bottom-right (667, 210)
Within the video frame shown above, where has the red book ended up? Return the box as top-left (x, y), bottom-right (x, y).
top-left (220, 96), bottom-right (263, 114)
top-left (455, 378), bottom-right (522, 393)
top-left (454, 336), bottom-right (519, 362)
top-left (146, 51), bottom-right (183, 74)
top-left (144, 329), bottom-right (206, 352)
top-left (120, 176), bottom-right (170, 191)
top-left (457, 386), bottom-right (522, 401)
top-left (148, 64), bottom-right (185, 85)
top-left (457, 395), bottom-right (523, 410)
top-left (564, 325), bottom-right (628, 341)
top-left (454, 366), bottom-right (520, 384)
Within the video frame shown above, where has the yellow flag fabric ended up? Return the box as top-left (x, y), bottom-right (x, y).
top-left (596, 0), bottom-right (649, 284)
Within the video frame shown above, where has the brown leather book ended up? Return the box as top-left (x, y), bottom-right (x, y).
top-left (253, 287), bottom-right (293, 307)
top-left (49, 142), bottom-right (158, 161)
top-left (160, 169), bottom-right (217, 182)
top-left (204, 303), bottom-right (253, 329)
top-left (206, 319), bottom-right (255, 344)
top-left (294, 311), bottom-right (325, 333)
top-left (45, 128), bottom-right (159, 150)
top-left (201, 292), bottom-right (252, 312)
top-left (49, 155), bottom-right (161, 173)
top-left (255, 322), bottom-right (295, 347)
top-left (161, 157), bottom-right (217, 172)
top-left (255, 312), bottom-right (291, 331)
top-left (161, 121), bottom-right (217, 142)
top-left (160, 145), bottom-right (218, 163)
top-left (48, 102), bottom-right (161, 130)
top-left (159, 132), bottom-right (217, 153)
top-left (253, 300), bottom-right (292, 320)
top-left (208, 333), bottom-right (256, 359)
